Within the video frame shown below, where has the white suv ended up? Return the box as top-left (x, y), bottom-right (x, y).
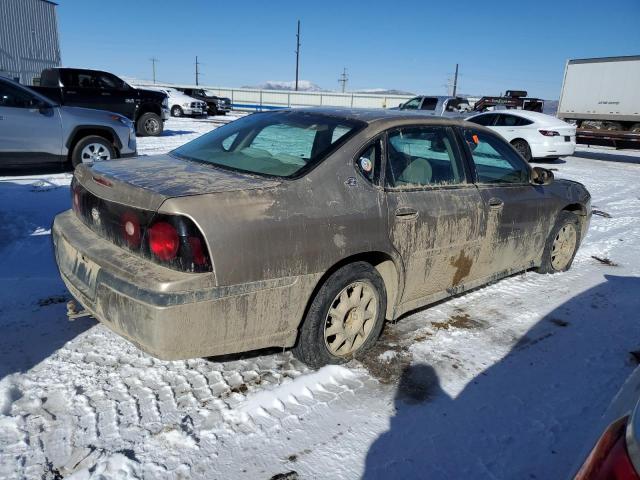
top-left (146, 87), bottom-right (207, 118)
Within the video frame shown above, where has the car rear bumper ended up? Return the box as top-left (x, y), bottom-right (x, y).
top-left (52, 210), bottom-right (317, 359)
top-left (531, 139), bottom-right (576, 158)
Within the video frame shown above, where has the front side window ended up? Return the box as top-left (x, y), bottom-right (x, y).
top-left (171, 111), bottom-right (364, 178)
top-left (0, 81), bottom-right (39, 108)
top-left (464, 129), bottom-right (530, 184)
top-left (385, 126), bottom-right (464, 188)
top-left (402, 97), bottom-right (421, 110)
top-left (96, 73), bottom-right (126, 90)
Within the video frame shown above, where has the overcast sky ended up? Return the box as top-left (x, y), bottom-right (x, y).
top-left (56, 0), bottom-right (640, 98)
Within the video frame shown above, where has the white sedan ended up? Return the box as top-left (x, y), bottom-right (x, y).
top-left (466, 110), bottom-right (576, 161)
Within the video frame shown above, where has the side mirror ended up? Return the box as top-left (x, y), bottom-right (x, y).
top-left (531, 166), bottom-right (554, 185)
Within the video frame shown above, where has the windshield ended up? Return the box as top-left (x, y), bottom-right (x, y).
top-left (171, 111), bottom-right (365, 178)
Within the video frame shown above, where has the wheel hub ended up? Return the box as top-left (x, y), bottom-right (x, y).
top-left (551, 223), bottom-right (577, 271)
top-left (323, 281), bottom-right (377, 357)
top-left (80, 143), bottom-right (110, 163)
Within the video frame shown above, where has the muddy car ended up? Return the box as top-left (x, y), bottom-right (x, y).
top-left (52, 109), bottom-right (591, 368)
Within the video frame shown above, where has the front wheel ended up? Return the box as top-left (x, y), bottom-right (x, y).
top-left (511, 139), bottom-right (532, 162)
top-left (136, 112), bottom-right (163, 136)
top-left (537, 211), bottom-right (581, 274)
top-left (171, 106), bottom-right (183, 117)
top-left (292, 262), bottom-right (387, 369)
top-left (71, 135), bottom-right (115, 168)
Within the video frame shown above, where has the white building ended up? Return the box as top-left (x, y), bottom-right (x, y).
top-left (0, 0), bottom-right (61, 85)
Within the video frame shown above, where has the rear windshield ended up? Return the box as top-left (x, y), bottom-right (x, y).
top-left (171, 111), bottom-right (364, 178)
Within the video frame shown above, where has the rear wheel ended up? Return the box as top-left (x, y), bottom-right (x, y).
top-left (511, 139), bottom-right (532, 162)
top-left (292, 262), bottom-right (387, 368)
top-left (71, 135), bottom-right (115, 168)
top-left (136, 112), bottom-right (163, 136)
top-left (537, 211), bottom-right (581, 274)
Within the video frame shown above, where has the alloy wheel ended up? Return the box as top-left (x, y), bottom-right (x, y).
top-left (80, 143), bottom-right (111, 163)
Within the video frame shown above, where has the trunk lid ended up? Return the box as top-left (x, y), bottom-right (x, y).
top-left (76, 154), bottom-right (281, 211)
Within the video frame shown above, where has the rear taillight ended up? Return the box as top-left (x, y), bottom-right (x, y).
top-left (148, 221), bottom-right (180, 261)
top-left (576, 416), bottom-right (640, 480)
top-left (146, 217), bottom-right (211, 271)
top-left (539, 129), bottom-right (560, 136)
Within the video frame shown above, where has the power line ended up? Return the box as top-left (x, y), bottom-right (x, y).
top-left (295, 20), bottom-right (301, 91)
top-left (150, 57), bottom-right (159, 84)
top-left (338, 67), bottom-right (348, 93)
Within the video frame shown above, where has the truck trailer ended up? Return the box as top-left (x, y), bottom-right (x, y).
top-left (557, 55), bottom-right (640, 148)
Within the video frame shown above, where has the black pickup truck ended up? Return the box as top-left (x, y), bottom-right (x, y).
top-left (178, 88), bottom-right (231, 116)
top-left (32, 68), bottom-right (169, 136)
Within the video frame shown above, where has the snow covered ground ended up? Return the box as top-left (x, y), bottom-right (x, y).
top-left (1, 116), bottom-right (639, 480)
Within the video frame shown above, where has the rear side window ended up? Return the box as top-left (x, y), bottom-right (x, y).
top-left (467, 114), bottom-right (496, 126)
top-left (464, 129), bottom-right (529, 184)
top-left (355, 139), bottom-right (381, 184)
top-left (420, 97), bottom-right (438, 110)
top-left (385, 126), bottom-right (464, 188)
top-left (495, 114), bottom-right (533, 127)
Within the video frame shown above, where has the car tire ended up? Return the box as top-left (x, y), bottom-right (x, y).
top-left (537, 211), bottom-right (581, 274)
top-left (511, 139), bottom-right (532, 162)
top-left (292, 262), bottom-right (387, 369)
top-left (71, 135), bottom-right (116, 168)
top-left (136, 112), bottom-right (163, 137)
top-left (171, 106), bottom-right (183, 117)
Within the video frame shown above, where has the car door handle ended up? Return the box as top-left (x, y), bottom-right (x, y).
top-left (395, 207), bottom-right (419, 219)
top-left (66, 90), bottom-right (77, 94)
top-left (101, 92), bottom-right (111, 96)
top-left (488, 198), bottom-right (504, 209)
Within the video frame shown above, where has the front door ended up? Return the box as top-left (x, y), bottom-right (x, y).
top-left (384, 125), bottom-right (486, 306)
top-left (0, 81), bottom-right (62, 167)
top-left (461, 127), bottom-right (555, 274)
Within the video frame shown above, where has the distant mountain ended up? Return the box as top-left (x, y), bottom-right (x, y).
top-left (353, 88), bottom-right (415, 96)
top-left (245, 80), bottom-right (325, 92)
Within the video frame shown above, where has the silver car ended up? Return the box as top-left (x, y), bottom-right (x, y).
top-left (0, 76), bottom-right (136, 169)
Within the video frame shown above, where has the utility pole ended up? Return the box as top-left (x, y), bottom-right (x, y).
top-left (338, 67), bottom-right (348, 93)
top-left (195, 56), bottom-right (201, 86)
top-left (150, 57), bottom-right (158, 84)
top-left (452, 63), bottom-right (459, 97)
top-left (295, 20), bottom-right (300, 91)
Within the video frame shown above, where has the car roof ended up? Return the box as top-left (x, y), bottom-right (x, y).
top-left (270, 107), bottom-right (474, 127)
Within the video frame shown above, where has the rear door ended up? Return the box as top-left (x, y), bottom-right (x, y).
top-left (460, 127), bottom-right (555, 274)
top-left (0, 80), bottom-right (62, 166)
top-left (383, 125), bottom-right (486, 305)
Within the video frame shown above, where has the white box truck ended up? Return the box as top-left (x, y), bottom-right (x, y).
top-left (558, 55), bottom-right (640, 134)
